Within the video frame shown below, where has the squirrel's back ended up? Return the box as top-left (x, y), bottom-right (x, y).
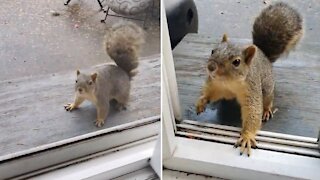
top-left (252, 2), bottom-right (303, 62)
top-left (105, 22), bottom-right (145, 79)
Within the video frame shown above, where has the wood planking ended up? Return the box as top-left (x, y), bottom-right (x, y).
top-left (0, 55), bottom-right (160, 156)
top-left (173, 34), bottom-right (320, 138)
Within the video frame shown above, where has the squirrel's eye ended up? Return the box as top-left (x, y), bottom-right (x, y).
top-left (75, 80), bottom-right (78, 83)
top-left (232, 59), bottom-right (241, 67)
top-left (88, 81), bottom-right (92, 85)
top-left (211, 49), bottom-right (215, 55)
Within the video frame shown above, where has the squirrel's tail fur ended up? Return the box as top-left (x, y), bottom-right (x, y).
top-left (105, 21), bottom-right (145, 78)
top-left (252, 2), bottom-right (303, 62)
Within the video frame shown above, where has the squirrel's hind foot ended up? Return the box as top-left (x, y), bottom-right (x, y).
top-left (262, 108), bottom-right (273, 121)
top-left (95, 119), bottom-right (105, 127)
top-left (262, 107), bottom-right (278, 122)
top-left (115, 103), bottom-right (127, 111)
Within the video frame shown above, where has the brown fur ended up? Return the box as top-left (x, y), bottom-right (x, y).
top-left (196, 3), bottom-right (303, 156)
top-left (253, 2), bottom-right (303, 62)
top-left (64, 22), bottom-right (145, 127)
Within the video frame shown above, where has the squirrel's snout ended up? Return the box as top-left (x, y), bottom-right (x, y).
top-left (207, 62), bottom-right (217, 72)
top-left (78, 88), bottom-right (83, 93)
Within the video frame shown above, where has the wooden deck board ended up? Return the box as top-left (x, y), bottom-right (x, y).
top-left (0, 55), bottom-right (160, 156)
top-left (173, 34), bottom-right (320, 138)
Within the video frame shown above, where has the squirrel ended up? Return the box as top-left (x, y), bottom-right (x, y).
top-left (64, 22), bottom-right (145, 127)
top-left (196, 2), bottom-right (303, 156)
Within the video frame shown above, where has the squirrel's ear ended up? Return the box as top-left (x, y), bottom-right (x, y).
top-left (76, 70), bottom-right (80, 76)
top-left (243, 45), bottom-right (256, 66)
top-left (91, 73), bottom-right (98, 82)
top-left (221, 34), bottom-right (228, 43)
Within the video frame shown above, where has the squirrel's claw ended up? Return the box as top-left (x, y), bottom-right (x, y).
top-left (235, 132), bottom-right (257, 157)
top-left (64, 103), bottom-right (76, 112)
top-left (195, 99), bottom-right (206, 115)
top-left (262, 109), bottom-right (272, 121)
top-left (196, 95), bottom-right (210, 115)
top-left (262, 108), bottom-right (278, 122)
top-left (95, 119), bottom-right (105, 127)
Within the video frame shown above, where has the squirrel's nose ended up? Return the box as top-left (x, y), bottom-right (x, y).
top-left (78, 88), bottom-right (83, 93)
top-left (207, 62), bottom-right (217, 72)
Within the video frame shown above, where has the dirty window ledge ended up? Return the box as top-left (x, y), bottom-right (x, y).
top-left (23, 139), bottom-right (158, 179)
top-left (0, 116), bottom-right (160, 179)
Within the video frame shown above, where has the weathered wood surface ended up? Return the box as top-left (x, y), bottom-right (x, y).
top-left (0, 55), bottom-right (160, 156)
top-left (173, 34), bottom-right (320, 138)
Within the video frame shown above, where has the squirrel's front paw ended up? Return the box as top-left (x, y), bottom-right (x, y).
top-left (196, 98), bottom-right (207, 115)
top-left (234, 131), bottom-right (257, 157)
top-left (64, 103), bottom-right (77, 112)
top-left (95, 119), bottom-right (105, 127)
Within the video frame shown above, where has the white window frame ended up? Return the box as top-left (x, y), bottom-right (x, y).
top-left (161, 5), bottom-right (320, 179)
top-left (24, 137), bottom-right (159, 180)
top-left (0, 114), bottom-right (160, 179)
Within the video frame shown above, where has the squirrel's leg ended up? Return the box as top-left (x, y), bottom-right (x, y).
top-left (196, 97), bottom-right (208, 115)
top-left (262, 78), bottom-right (275, 121)
top-left (262, 91), bottom-right (274, 121)
top-left (235, 93), bottom-right (262, 156)
top-left (64, 96), bottom-right (84, 112)
top-left (114, 92), bottom-right (129, 111)
top-left (95, 102), bottom-right (109, 127)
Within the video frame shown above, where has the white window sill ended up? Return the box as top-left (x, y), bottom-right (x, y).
top-left (164, 137), bottom-right (320, 180)
top-left (0, 116), bottom-right (160, 179)
top-left (24, 140), bottom-right (158, 180)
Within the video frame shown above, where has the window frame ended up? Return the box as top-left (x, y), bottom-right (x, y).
top-left (161, 6), bottom-right (320, 179)
top-left (22, 138), bottom-right (158, 179)
top-left (0, 116), bottom-right (160, 179)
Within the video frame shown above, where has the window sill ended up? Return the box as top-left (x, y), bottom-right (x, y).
top-left (31, 140), bottom-right (158, 180)
top-left (0, 116), bottom-right (160, 179)
top-left (164, 137), bottom-right (320, 180)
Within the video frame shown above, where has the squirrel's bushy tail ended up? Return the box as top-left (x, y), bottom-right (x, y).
top-left (252, 2), bottom-right (303, 62)
top-left (105, 21), bottom-right (145, 78)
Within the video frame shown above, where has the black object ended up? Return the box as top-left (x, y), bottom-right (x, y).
top-left (64, 0), bottom-right (104, 11)
top-left (100, 0), bottom-right (157, 28)
top-left (165, 0), bottom-right (198, 49)
top-left (100, 7), bottom-right (149, 28)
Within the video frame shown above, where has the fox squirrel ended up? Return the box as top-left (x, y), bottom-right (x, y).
top-left (64, 22), bottom-right (145, 127)
top-left (196, 2), bottom-right (303, 156)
